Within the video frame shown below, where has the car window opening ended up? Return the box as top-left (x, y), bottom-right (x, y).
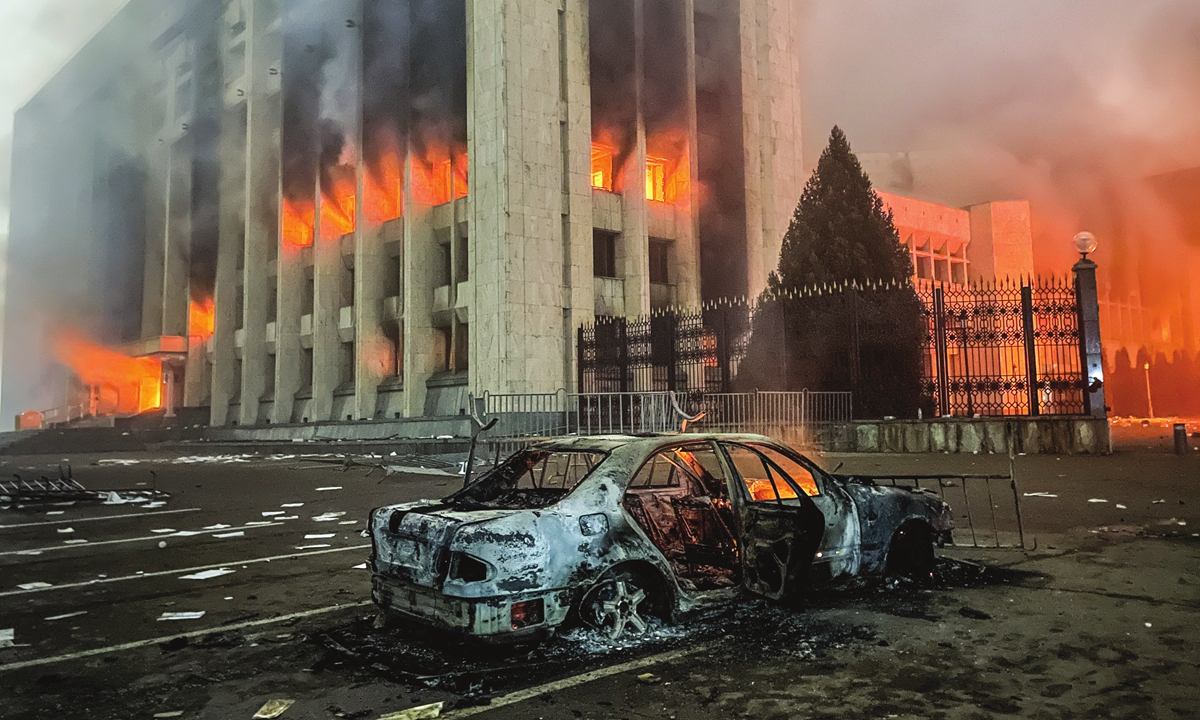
top-left (451, 450), bottom-right (606, 510)
top-left (623, 445), bottom-right (740, 591)
top-left (724, 444), bottom-right (812, 502)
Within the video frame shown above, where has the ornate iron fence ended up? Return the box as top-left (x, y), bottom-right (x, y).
top-left (578, 277), bottom-right (1089, 418)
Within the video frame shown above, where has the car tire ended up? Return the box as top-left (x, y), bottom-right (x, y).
top-left (886, 522), bottom-right (935, 581)
top-left (580, 568), bottom-right (657, 642)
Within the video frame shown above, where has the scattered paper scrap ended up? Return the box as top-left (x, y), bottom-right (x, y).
top-left (203, 524), bottom-right (232, 531)
top-left (312, 512), bottom-right (347, 522)
top-left (353, 563), bottom-right (368, 570)
top-left (16, 550), bottom-right (43, 556)
top-left (0, 629), bottom-right (14, 648)
top-left (45, 511), bottom-right (64, 516)
top-left (262, 511), bottom-right (286, 517)
top-left (304, 533), bottom-right (335, 540)
top-left (17, 582), bottom-right (52, 590)
top-left (173, 530), bottom-right (204, 536)
top-left (158, 611), bottom-right (206, 621)
top-left (153, 713), bottom-right (184, 719)
top-left (637, 672), bottom-right (662, 685)
top-left (377, 703), bottom-right (444, 720)
top-left (253, 699), bottom-right (296, 719)
top-left (339, 521), bottom-right (359, 526)
top-left (295, 544), bottom-right (331, 550)
top-left (281, 503), bottom-right (304, 508)
top-left (214, 532), bottom-right (245, 538)
top-left (45, 611), bottom-right (88, 621)
top-left (246, 521), bottom-right (274, 527)
top-left (1087, 498), bottom-right (1109, 503)
top-left (1116, 504), bottom-right (1127, 509)
top-left (57, 527), bottom-right (75, 534)
top-left (145, 502), bottom-right (166, 509)
top-left (278, 516), bottom-right (299, 521)
top-left (1153, 499), bottom-right (1166, 504)
top-left (315, 487), bottom-right (343, 492)
top-left (1023, 492), bottom-right (1058, 498)
top-left (152, 529), bottom-right (177, 534)
top-left (179, 568), bottom-right (235, 581)
top-left (64, 539), bottom-right (89, 545)
top-left (1145, 622), bottom-right (1153, 628)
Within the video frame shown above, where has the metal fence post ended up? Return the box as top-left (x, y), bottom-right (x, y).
top-left (1073, 258), bottom-right (1107, 418)
top-left (1020, 284), bottom-right (1040, 416)
top-left (933, 286), bottom-right (950, 416)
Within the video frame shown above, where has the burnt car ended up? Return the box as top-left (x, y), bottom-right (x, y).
top-left (369, 434), bottom-right (952, 642)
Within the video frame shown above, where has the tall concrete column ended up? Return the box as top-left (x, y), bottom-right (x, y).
top-left (561, 0), bottom-right (597, 391)
top-left (141, 140), bottom-right (168, 340)
top-left (676, 0), bottom-right (703, 308)
top-left (163, 137), bottom-right (192, 336)
top-left (739, 0), bottom-right (802, 299)
top-left (239, 0), bottom-right (283, 426)
top-left (620, 0), bottom-right (651, 319)
top-left (402, 180), bottom-right (438, 416)
top-left (273, 236), bottom-right (308, 424)
top-left (468, 0), bottom-right (574, 395)
top-left (311, 193), bottom-right (343, 422)
top-left (210, 106), bottom-right (248, 426)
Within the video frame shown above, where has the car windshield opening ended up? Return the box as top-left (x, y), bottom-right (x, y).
top-left (449, 449), bottom-right (607, 510)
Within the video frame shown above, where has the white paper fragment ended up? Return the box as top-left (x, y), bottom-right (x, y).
top-left (17, 582), bottom-right (52, 590)
top-left (315, 487), bottom-right (343, 492)
top-left (0, 629), bottom-right (14, 647)
top-left (246, 521), bottom-right (274, 526)
top-left (173, 530), bottom-right (204, 536)
top-left (57, 527), bottom-right (75, 534)
top-left (1145, 622), bottom-right (1153, 628)
top-left (63, 539), bottom-right (89, 545)
top-left (1116, 504), bottom-right (1127, 509)
top-left (295, 544), bottom-right (331, 550)
top-left (179, 568), bottom-right (235, 581)
top-left (144, 502), bottom-right (166, 509)
top-left (1088, 498), bottom-right (1109, 503)
top-left (45, 511), bottom-right (65, 516)
top-left (253, 699), bottom-right (296, 719)
top-left (262, 511), bottom-right (286, 517)
top-left (278, 516), bottom-right (299, 521)
top-left (304, 533), bottom-right (335, 540)
top-left (158, 611), bottom-right (206, 621)
top-left (203, 524), bottom-right (232, 531)
top-left (1023, 492), bottom-right (1058, 498)
top-left (339, 521), bottom-right (359, 525)
top-left (281, 503), bottom-right (305, 508)
top-left (16, 550), bottom-right (43, 556)
top-left (1153, 499), bottom-right (1166, 504)
top-left (353, 563), bottom-right (368, 570)
top-left (151, 529), bottom-right (177, 534)
top-left (45, 611), bottom-right (88, 621)
top-left (214, 531), bottom-right (245, 538)
top-left (153, 713), bottom-right (184, 719)
top-left (312, 512), bottom-right (347, 522)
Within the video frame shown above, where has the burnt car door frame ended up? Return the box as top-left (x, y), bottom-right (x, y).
top-left (748, 442), bottom-right (863, 578)
top-left (716, 442), bottom-right (826, 603)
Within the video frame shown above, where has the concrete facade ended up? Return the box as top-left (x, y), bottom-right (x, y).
top-left (5, 0), bottom-right (802, 428)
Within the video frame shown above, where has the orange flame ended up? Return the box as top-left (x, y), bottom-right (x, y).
top-left (282, 197), bottom-right (315, 249)
top-left (321, 163), bottom-right (357, 240)
top-left (364, 150), bottom-right (403, 226)
top-left (189, 297), bottom-right (215, 340)
top-left (53, 332), bottom-right (162, 415)
top-left (590, 127), bottom-right (690, 205)
top-left (412, 141), bottom-right (469, 207)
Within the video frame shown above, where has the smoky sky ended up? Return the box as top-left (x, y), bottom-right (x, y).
top-left (801, 0), bottom-right (1200, 331)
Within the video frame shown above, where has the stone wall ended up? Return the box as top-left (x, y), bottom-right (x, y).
top-left (814, 417), bottom-right (1111, 455)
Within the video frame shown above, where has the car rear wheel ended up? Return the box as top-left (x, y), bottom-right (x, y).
top-left (886, 522), bottom-right (935, 581)
top-left (581, 569), bottom-right (653, 641)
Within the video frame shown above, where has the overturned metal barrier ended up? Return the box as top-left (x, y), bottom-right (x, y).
top-left (863, 473), bottom-right (1026, 549)
top-left (0, 474), bottom-right (169, 507)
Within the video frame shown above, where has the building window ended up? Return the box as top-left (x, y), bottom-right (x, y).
top-left (384, 321), bottom-right (402, 378)
top-left (594, 230), bottom-right (617, 278)
top-left (438, 242), bottom-right (452, 287)
top-left (340, 342), bottom-right (356, 385)
top-left (303, 272), bottom-right (315, 315)
top-left (591, 143), bottom-right (615, 191)
top-left (263, 355), bottom-right (276, 398)
top-left (384, 248), bottom-right (401, 297)
top-left (342, 263), bottom-right (355, 308)
top-left (649, 239), bottom-right (670, 284)
top-left (301, 348), bottom-right (314, 388)
top-left (438, 327), bottom-right (453, 372)
top-left (456, 234), bottom-right (469, 283)
top-left (454, 323), bottom-right (470, 373)
top-left (266, 278), bottom-right (278, 322)
top-left (646, 158), bottom-right (667, 202)
top-left (234, 286), bottom-right (245, 330)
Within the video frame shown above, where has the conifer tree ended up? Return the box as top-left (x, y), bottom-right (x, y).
top-left (769, 126), bottom-right (914, 293)
top-left (736, 127), bottom-right (926, 418)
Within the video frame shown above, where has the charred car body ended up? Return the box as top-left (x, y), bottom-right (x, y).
top-left (369, 434), bottom-right (953, 641)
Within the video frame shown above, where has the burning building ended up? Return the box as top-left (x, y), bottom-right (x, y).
top-left (3, 0), bottom-right (801, 428)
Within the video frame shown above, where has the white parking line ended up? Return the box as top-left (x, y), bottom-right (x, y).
top-left (0, 508), bottom-right (203, 530)
top-left (0, 522), bottom-right (284, 557)
top-left (0, 545), bottom-right (371, 597)
top-left (445, 645), bottom-right (711, 718)
top-left (0, 602), bottom-right (372, 672)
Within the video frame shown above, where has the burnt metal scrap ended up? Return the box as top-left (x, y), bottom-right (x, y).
top-left (0, 469), bottom-right (169, 507)
top-left (367, 433), bottom-right (954, 645)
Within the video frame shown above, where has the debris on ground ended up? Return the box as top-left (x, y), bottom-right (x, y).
top-left (958, 606), bottom-right (993, 620)
top-left (0, 628), bottom-right (14, 648)
top-left (637, 672), bottom-right (662, 685)
top-left (152, 712), bottom-right (185, 719)
top-left (376, 702), bottom-right (444, 720)
top-left (158, 611), bottom-right (206, 621)
top-left (253, 698), bottom-right (296, 718)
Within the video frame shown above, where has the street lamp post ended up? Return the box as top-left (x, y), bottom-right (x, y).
top-left (1143, 362), bottom-right (1155, 419)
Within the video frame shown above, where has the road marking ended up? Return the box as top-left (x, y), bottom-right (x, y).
top-left (0, 508), bottom-right (203, 530)
top-left (0, 545), bottom-right (372, 597)
top-left (445, 645), bottom-right (711, 718)
top-left (0, 522), bottom-right (284, 557)
top-left (0, 602), bottom-right (372, 673)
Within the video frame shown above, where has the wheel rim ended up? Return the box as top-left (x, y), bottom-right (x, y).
top-left (592, 579), bottom-right (649, 641)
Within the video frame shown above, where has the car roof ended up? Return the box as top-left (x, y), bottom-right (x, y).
top-left (527, 433), bottom-right (779, 453)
